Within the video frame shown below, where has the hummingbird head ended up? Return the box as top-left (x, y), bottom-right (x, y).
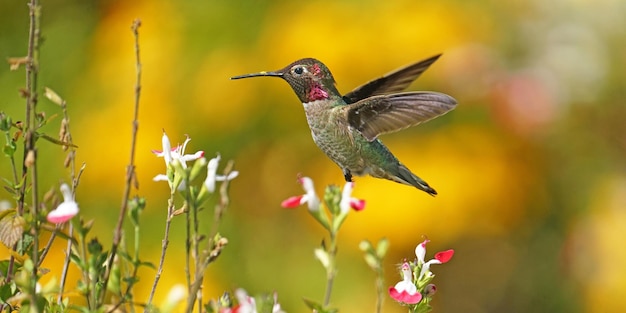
top-left (232, 58), bottom-right (341, 103)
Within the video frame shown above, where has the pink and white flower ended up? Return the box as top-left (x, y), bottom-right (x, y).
top-left (388, 262), bottom-right (422, 304)
top-left (389, 240), bottom-right (454, 306)
top-left (281, 177), bottom-right (320, 211)
top-left (153, 132), bottom-right (204, 183)
top-left (229, 289), bottom-right (284, 313)
top-left (339, 181), bottom-right (366, 214)
top-left (415, 239), bottom-right (455, 279)
top-left (47, 183), bottom-right (79, 224)
top-left (152, 132), bottom-right (204, 170)
top-left (233, 288), bottom-right (256, 313)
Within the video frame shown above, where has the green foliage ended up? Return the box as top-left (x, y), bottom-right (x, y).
top-left (303, 298), bottom-right (338, 313)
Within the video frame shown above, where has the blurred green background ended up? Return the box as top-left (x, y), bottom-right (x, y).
top-left (1, 0), bottom-right (625, 312)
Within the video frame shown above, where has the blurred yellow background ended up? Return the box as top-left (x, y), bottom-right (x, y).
top-left (1, 0), bottom-right (625, 312)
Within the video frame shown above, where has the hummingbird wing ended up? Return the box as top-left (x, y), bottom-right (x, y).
top-left (345, 92), bottom-right (457, 141)
top-left (342, 54), bottom-right (442, 104)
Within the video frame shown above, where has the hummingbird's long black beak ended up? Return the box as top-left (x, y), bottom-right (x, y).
top-left (230, 71), bottom-right (283, 80)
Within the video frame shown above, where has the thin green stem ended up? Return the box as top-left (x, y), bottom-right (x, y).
top-left (104, 219), bottom-right (140, 313)
top-left (323, 232), bottom-right (337, 307)
top-left (76, 228), bottom-right (92, 308)
top-left (1, 128), bottom-right (20, 312)
top-left (375, 267), bottom-right (384, 313)
top-left (2, 127), bottom-right (20, 288)
top-left (57, 80), bottom-right (80, 305)
top-left (145, 194), bottom-right (175, 311)
top-left (23, 1), bottom-right (42, 310)
top-left (190, 191), bottom-right (202, 311)
top-left (185, 200), bottom-right (191, 293)
top-left (57, 224), bottom-right (73, 304)
top-left (101, 19), bottom-right (142, 306)
top-left (126, 223), bottom-right (141, 313)
top-left (2, 132), bottom-right (19, 184)
top-left (184, 161), bottom-right (234, 313)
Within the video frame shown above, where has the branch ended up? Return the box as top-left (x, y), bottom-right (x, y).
top-left (101, 18), bottom-right (142, 306)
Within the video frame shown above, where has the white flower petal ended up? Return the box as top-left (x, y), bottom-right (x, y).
top-left (415, 240), bottom-right (429, 264)
top-left (153, 174), bottom-right (169, 182)
top-left (162, 132), bottom-right (172, 166)
top-left (226, 171), bottom-right (239, 180)
top-left (393, 280), bottom-right (417, 294)
top-left (234, 288), bottom-right (256, 313)
top-left (339, 181), bottom-right (354, 214)
top-left (299, 177), bottom-right (320, 211)
top-left (204, 155), bottom-right (221, 192)
top-left (47, 201), bottom-right (79, 224)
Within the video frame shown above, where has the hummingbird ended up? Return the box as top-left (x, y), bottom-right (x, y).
top-left (231, 54), bottom-right (456, 196)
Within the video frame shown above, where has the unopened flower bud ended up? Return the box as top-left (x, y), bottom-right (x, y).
top-left (424, 284), bottom-right (437, 297)
top-left (25, 150), bottom-right (35, 168)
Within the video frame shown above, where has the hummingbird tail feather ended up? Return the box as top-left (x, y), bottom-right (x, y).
top-left (396, 165), bottom-right (437, 196)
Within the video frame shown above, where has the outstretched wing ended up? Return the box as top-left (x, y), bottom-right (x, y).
top-left (342, 54), bottom-right (442, 104)
top-left (344, 92), bottom-right (457, 141)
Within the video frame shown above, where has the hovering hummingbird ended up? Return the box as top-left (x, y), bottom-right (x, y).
top-left (231, 54), bottom-right (456, 196)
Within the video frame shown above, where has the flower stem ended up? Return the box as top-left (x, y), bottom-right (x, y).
top-left (185, 203), bottom-right (192, 293)
top-left (146, 195), bottom-right (174, 311)
top-left (184, 162), bottom-right (234, 313)
top-left (102, 19), bottom-right (143, 306)
top-left (24, 1), bottom-right (42, 309)
top-left (375, 266), bottom-right (384, 313)
top-left (191, 194), bottom-right (202, 311)
top-left (58, 224), bottom-right (73, 304)
top-left (323, 232), bottom-right (338, 307)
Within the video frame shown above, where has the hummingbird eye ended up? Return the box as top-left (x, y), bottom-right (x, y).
top-left (293, 66), bottom-right (305, 75)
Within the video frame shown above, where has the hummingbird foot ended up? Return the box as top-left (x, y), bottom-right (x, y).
top-left (343, 169), bottom-right (353, 182)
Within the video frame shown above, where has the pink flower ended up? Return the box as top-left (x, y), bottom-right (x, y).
top-left (415, 239), bottom-right (454, 279)
top-left (281, 177), bottom-right (320, 211)
top-left (339, 181), bottom-right (366, 214)
top-left (388, 262), bottom-right (422, 304)
top-left (47, 183), bottom-right (78, 224)
top-left (233, 288), bottom-right (256, 313)
top-left (152, 132), bottom-right (204, 171)
top-left (153, 132), bottom-right (205, 186)
top-left (229, 289), bottom-right (283, 313)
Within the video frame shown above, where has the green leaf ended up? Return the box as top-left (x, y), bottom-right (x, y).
top-left (139, 261), bottom-right (156, 269)
top-left (75, 218), bottom-right (94, 238)
top-left (3, 141), bottom-right (17, 157)
top-left (95, 253), bottom-right (109, 271)
top-left (303, 298), bottom-right (338, 313)
top-left (189, 156), bottom-right (207, 182)
top-left (314, 248), bottom-right (330, 269)
top-left (128, 196), bottom-right (146, 226)
top-left (122, 276), bottom-right (139, 285)
top-left (0, 259), bottom-right (13, 276)
top-left (0, 281), bottom-right (18, 302)
top-left (376, 237), bottom-right (389, 258)
top-left (256, 293), bottom-right (278, 313)
top-left (358, 239), bottom-right (374, 253)
top-left (37, 133), bottom-right (78, 148)
top-left (87, 238), bottom-right (103, 255)
top-left (0, 112), bottom-right (12, 131)
top-left (364, 254), bottom-right (379, 270)
top-left (117, 250), bottom-right (132, 262)
top-left (17, 233), bottom-right (34, 255)
top-left (69, 252), bottom-right (85, 269)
